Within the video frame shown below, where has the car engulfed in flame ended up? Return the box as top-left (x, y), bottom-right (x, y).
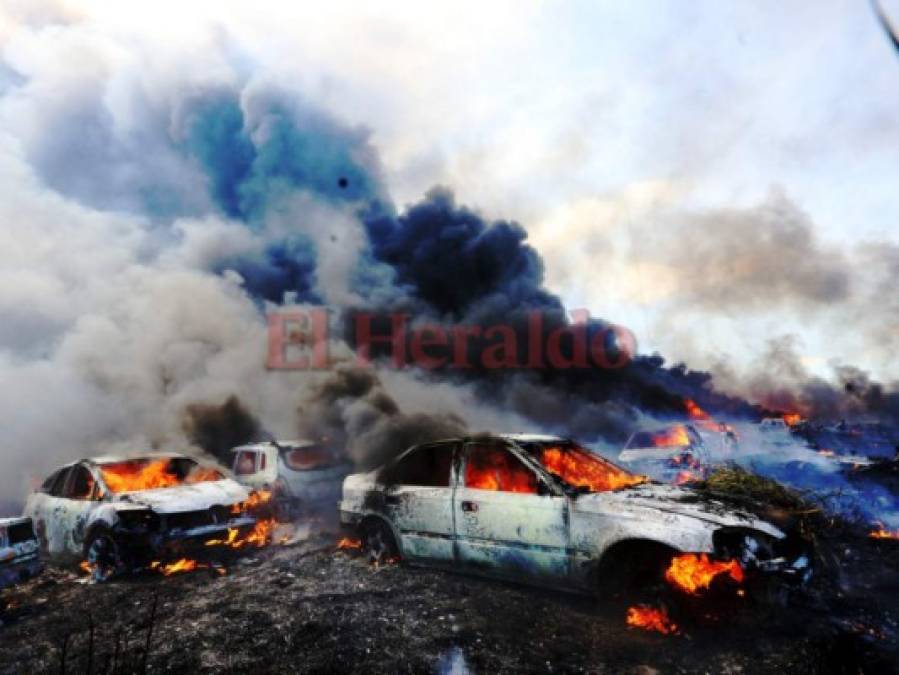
top-left (339, 434), bottom-right (809, 596)
top-left (24, 452), bottom-right (267, 582)
top-left (617, 424), bottom-right (712, 485)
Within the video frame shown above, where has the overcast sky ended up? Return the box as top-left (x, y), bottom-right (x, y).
top-left (2, 0), bottom-right (897, 387)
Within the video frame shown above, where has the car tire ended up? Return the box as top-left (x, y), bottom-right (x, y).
top-left (362, 519), bottom-right (400, 565)
top-left (84, 529), bottom-right (127, 583)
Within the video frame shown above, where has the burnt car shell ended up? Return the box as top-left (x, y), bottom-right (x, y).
top-left (24, 453), bottom-right (256, 572)
top-left (340, 434), bottom-right (806, 593)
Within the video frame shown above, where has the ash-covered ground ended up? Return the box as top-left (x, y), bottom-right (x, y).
top-left (1, 524), bottom-right (897, 675)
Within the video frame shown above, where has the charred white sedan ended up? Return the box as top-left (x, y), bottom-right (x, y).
top-left (340, 434), bottom-right (806, 592)
top-left (25, 453), bottom-right (256, 580)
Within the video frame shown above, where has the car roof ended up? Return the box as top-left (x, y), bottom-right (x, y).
top-left (408, 433), bottom-right (568, 448)
top-left (231, 440), bottom-right (319, 452)
top-left (84, 451), bottom-right (192, 465)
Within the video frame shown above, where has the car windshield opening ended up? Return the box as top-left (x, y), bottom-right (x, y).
top-left (523, 442), bottom-right (646, 493)
top-left (283, 445), bottom-right (335, 470)
top-left (98, 457), bottom-right (224, 493)
top-left (629, 425), bottom-right (692, 449)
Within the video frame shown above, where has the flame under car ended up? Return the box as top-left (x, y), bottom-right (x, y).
top-left (24, 453), bottom-right (257, 581)
top-left (339, 434), bottom-right (805, 592)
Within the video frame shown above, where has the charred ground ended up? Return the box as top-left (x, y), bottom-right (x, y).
top-left (0, 524), bottom-right (896, 675)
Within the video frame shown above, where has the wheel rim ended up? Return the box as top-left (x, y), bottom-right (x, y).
top-left (364, 524), bottom-right (394, 564)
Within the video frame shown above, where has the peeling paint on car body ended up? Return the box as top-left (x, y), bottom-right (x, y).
top-left (340, 434), bottom-right (788, 591)
top-left (23, 452), bottom-right (255, 565)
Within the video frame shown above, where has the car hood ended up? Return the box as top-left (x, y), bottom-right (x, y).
top-left (113, 479), bottom-right (250, 514)
top-left (574, 483), bottom-right (785, 539)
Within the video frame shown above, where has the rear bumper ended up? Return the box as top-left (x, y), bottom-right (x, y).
top-left (0, 555), bottom-right (42, 589)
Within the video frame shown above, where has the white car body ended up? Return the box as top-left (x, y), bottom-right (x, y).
top-left (340, 434), bottom-right (794, 591)
top-left (24, 452), bottom-right (255, 564)
top-left (229, 440), bottom-right (351, 513)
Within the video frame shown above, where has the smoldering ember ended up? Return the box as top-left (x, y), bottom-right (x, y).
top-left (1, 4), bottom-right (899, 675)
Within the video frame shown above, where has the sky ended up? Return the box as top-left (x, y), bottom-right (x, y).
top-left (1, 0), bottom-right (897, 388)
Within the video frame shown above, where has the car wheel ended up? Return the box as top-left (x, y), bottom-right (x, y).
top-left (362, 519), bottom-right (400, 565)
top-left (85, 530), bottom-right (126, 583)
top-left (595, 541), bottom-right (676, 600)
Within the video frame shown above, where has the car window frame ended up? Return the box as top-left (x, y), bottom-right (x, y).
top-left (63, 463), bottom-right (99, 501)
top-left (48, 466), bottom-right (74, 497)
top-left (460, 441), bottom-right (546, 495)
top-left (381, 442), bottom-right (458, 488)
top-left (232, 449), bottom-right (260, 476)
top-left (40, 468), bottom-right (63, 493)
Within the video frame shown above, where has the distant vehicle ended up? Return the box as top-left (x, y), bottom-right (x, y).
top-left (24, 453), bottom-right (256, 581)
top-left (0, 517), bottom-right (42, 590)
top-left (618, 424), bottom-right (710, 483)
top-left (758, 418), bottom-right (794, 445)
top-left (339, 434), bottom-right (805, 593)
top-left (229, 440), bottom-right (352, 518)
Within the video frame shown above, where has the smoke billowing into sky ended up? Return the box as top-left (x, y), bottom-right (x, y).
top-left (1, 1), bottom-right (898, 503)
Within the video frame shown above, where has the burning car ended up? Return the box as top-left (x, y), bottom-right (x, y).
top-left (228, 440), bottom-right (351, 519)
top-left (24, 453), bottom-right (257, 581)
top-left (339, 434), bottom-right (804, 593)
top-left (618, 424), bottom-right (710, 484)
top-left (0, 517), bottom-right (42, 590)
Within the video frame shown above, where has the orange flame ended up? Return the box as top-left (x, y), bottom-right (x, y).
top-left (539, 447), bottom-right (645, 492)
top-left (151, 558), bottom-right (198, 575)
top-left (626, 605), bottom-right (678, 634)
top-left (673, 470), bottom-right (698, 485)
top-left (464, 447), bottom-right (539, 493)
top-left (664, 553), bottom-right (744, 595)
top-left (782, 413), bottom-right (802, 427)
top-left (205, 518), bottom-right (275, 549)
top-left (684, 399), bottom-right (719, 432)
top-left (869, 525), bottom-right (899, 540)
top-left (231, 489), bottom-right (273, 515)
top-left (149, 558), bottom-right (225, 576)
top-left (100, 459), bottom-right (221, 493)
top-left (336, 537), bottom-right (362, 550)
top-left (652, 425), bottom-right (691, 447)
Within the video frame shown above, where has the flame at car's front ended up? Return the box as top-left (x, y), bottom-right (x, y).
top-left (98, 457), bottom-right (224, 493)
top-left (664, 553), bottom-right (744, 595)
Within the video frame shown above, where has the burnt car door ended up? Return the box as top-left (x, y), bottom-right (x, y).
top-left (454, 441), bottom-right (570, 580)
top-left (380, 442), bottom-right (457, 563)
top-left (55, 464), bottom-right (101, 557)
top-left (32, 466), bottom-right (74, 557)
